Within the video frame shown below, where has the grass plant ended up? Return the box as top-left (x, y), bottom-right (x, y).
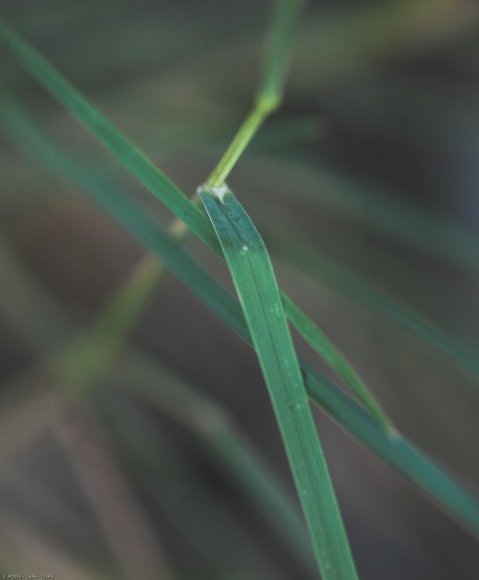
top-left (1, 0), bottom-right (478, 578)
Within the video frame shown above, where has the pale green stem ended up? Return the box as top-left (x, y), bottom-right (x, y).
top-left (206, 0), bottom-right (303, 187)
top-left (206, 97), bottom-right (280, 187)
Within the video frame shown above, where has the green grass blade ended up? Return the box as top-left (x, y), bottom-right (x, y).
top-left (55, 255), bottom-right (164, 393)
top-left (282, 157), bottom-right (479, 275)
top-left (0, 12), bottom-right (478, 410)
top-left (0, 20), bottom-right (390, 429)
top-left (0, 94), bottom-right (390, 431)
top-left (271, 237), bottom-right (479, 381)
top-left (283, 293), bottom-right (394, 433)
top-left (0, 101), bottom-right (249, 342)
top-left (258, 0), bottom-right (304, 107)
top-left (0, 18), bottom-right (218, 251)
top-left (0, 231), bottom-right (315, 571)
top-left (303, 362), bottom-right (479, 537)
top-left (199, 184), bottom-right (359, 579)
top-left (3, 100), bottom-right (479, 537)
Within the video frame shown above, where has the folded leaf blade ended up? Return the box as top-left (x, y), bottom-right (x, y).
top-left (199, 184), bottom-right (358, 580)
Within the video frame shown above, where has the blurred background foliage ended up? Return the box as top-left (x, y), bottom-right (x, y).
top-left (1, 0), bottom-right (479, 578)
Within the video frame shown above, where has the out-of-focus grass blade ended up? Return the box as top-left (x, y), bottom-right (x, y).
top-left (199, 184), bottom-right (358, 579)
top-left (4, 6), bottom-right (479, 278)
top-left (271, 157), bottom-right (479, 275)
top-left (271, 237), bottom-right (479, 381)
top-left (0, 18), bottom-right (219, 252)
top-left (0, 99), bottom-right (250, 340)
top-left (3, 101), bottom-right (479, 539)
top-left (117, 353), bottom-right (316, 573)
top-left (97, 393), bottom-right (286, 580)
top-left (55, 409), bottom-right (176, 580)
top-left (56, 255), bottom-right (164, 394)
top-left (259, 0), bottom-right (304, 104)
top-left (0, 236), bottom-right (71, 350)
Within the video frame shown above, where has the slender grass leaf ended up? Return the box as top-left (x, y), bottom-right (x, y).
top-left (97, 394), bottom-right (285, 580)
top-left (258, 0), bottom-right (304, 106)
top-left (0, 18), bottom-right (219, 251)
top-left (0, 234), bottom-right (315, 572)
top-left (283, 293), bottom-right (394, 432)
top-left (0, 94), bottom-right (389, 431)
top-left (271, 237), bottom-right (479, 381)
top-left (0, 24), bottom-right (390, 429)
top-left (303, 362), bottom-right (479, 539)
top-left (275, 156), bottom-right (479, 275)
top-left (199, 184), bottom-right (359, 579)
top-left (3, 99), bottom-right (479, 539)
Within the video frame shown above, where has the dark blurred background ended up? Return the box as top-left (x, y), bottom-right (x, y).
top-left (1, 0), bottom-right (479, 578)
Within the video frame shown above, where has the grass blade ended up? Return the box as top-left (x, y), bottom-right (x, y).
top-left (3, 99), bottom-right (479, 538)
top-left (117, 353), bottom-right (316, 573)
top-left (56, 255), bottom-right (164, 393)
top-left (199, 184), bottom-right (359, 579)
top-left (97, 393), bottom-right (285, 580)
top-left (303, 362), bottom-right (479, 538)
top-left (282, 156), bottom-right (479, 275)
top-left (283, 293), bottom-right (394, 432)
top-left (0, 22), bottom-right (390, 430)
top-left (259, 0), bottom-right (304, 104)
top-left (270, 237), bottom-right (479, 381)
top-left (0, 238), bottom-right (315, 573)
top-left (0, 17), bottom-right (218, 251)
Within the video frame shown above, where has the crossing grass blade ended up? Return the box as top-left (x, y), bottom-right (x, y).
top-left (280, 156), bottom-right (479, 275)
top-left (302, 362), bottom-right (479, 539)
top-left (3, 96), bottom-right (479, 539)
top-left (0, 88), bottom-right (391, 431)
top-left (270, 237), bottom-right (479, 381)
top-left (199, 184), bottom-right (359, 579)
top-left (0, 21), bottom-right (392, 430)
top-left (2, 14), bottom-right (478, 322)
top-left (283, 293), bottom-right (394, 432)
top-left (0, 17), bottom-right (219, 252)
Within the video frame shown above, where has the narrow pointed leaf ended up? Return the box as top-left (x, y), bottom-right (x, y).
top-left (283, 293), bottom-right (394, 432)
top-left (0, 24), bottom-right (391, 429)
top-left (0, 18), bottom-right (218, 251)
top-left (0, 84), bottom-right (389, 429)
top-left (303, 362), bottom-right (479, 539)
top-left (272, 238), bottom-right (479, 381)
top-left (199, 184), bottom-right (359, 580)
top-left (3, 99), bottom-right (479, 539)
